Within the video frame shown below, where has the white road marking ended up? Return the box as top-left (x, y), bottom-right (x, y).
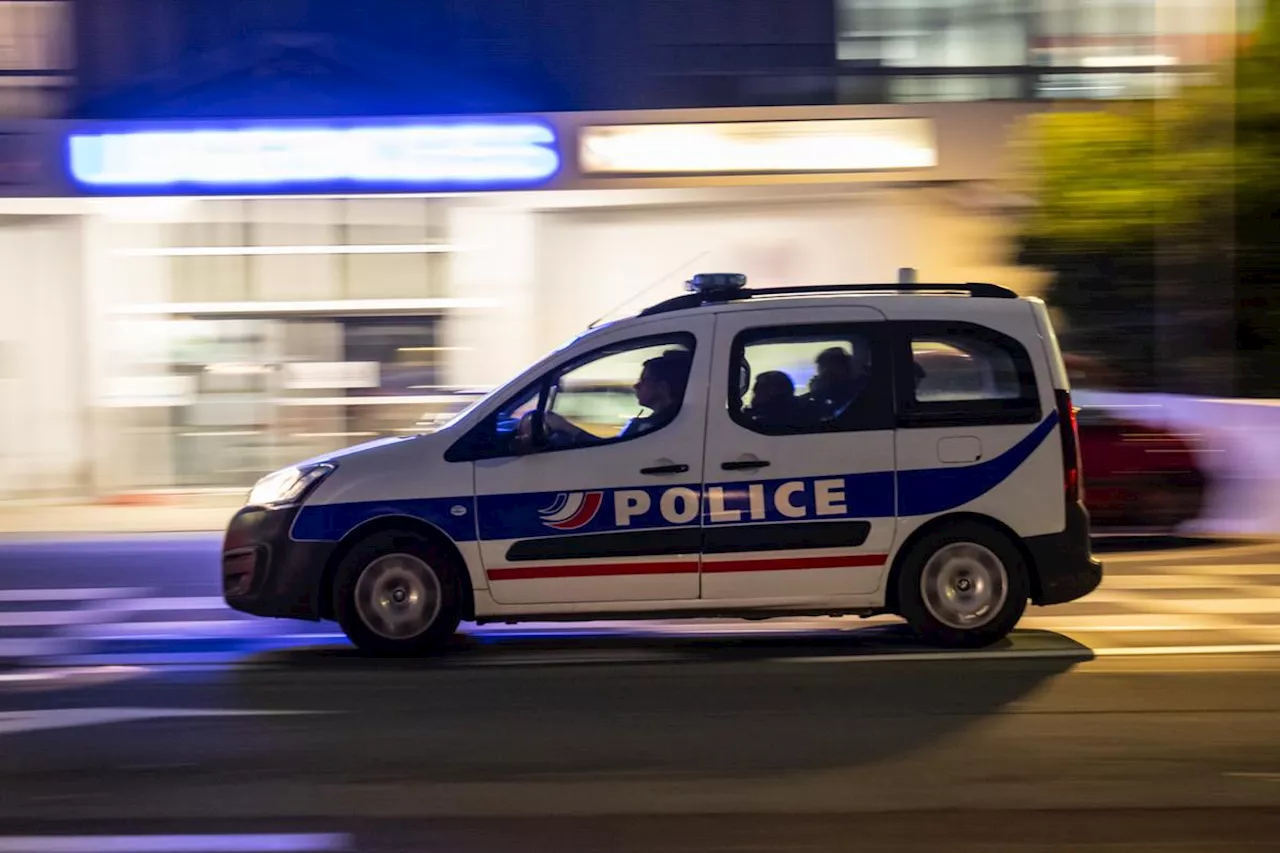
top-left (0, 639), bottom-right (85, 659)
top-left (1103, 542), bottom-right (1280, 563)
top-left (1099, 574), bottom-right (1258, 590)
top-left (1224, 772), bottom-right (1280, 782)
top-left (777, 649), bottom-right (1093, 664)
top-left (1231, 625), bottom-right (1280, 640)
top-left (0, 588), bottom-right (148, 602)
top-left (0, 666), bottom-right (146, 684)
top-left (0, 611), bottom-right (106, 628)
top-left (1132, 598), bottom-right (1280, 615)
top-left (0, 833), bottom-right (350, 852)
top-left (1090, 643), bottom-right (1280, 656)
top-left (777, 643), bottom-right (1280, 665)
top-left (0, 707), bottom-right (334, 736)
top-left (66, 620), bottom-right (274, 638)
top-left (1020, 613), bottom-right (1231, 630)
top-left (85, 597), bottom-right (229, 613)
top-left (1063, 589), bottom-right (1144, 603)
top-left (1023, 623), bottom-right (1235, 632)
top-left (1211, 562), bottom-right (1280, 573)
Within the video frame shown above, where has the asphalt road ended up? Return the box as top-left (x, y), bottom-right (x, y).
top-left (0, 536), bottom-right (1278, 850)
top-left (0, 650), bottom-right (1279, 850)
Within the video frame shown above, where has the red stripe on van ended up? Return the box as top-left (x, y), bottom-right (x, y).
top-left (701, 554), bottom-right (888, 573)
top-left (486, 553), bottom-right (887, 581)
top-left (487, 560), bottom-right (698, 581)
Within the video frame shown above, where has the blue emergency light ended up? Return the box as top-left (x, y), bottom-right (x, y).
top-left (686, 273), bottom-right (748, 294)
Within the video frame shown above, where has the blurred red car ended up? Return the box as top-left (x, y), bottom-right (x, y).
top-left (1057, 354), bottom-right (1209, 529)
top-left (1075, 407), bottom-right (1208, 530)
top-left (911, 349), bottom-right (1207, 530)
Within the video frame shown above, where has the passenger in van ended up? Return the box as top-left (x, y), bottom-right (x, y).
top-left (803, 346), bottom-right (868, 419)
top-left (533, 348), bottom-right (692, 447)
top-left (744, 370), bottom-right (813, 429)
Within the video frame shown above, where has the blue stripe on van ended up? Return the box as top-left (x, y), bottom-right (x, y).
top-left (290, 412), bottom-right (1060, 543)
top-left (291, 497), bottom-right (479, 543)
top-left (897, 410), bottom-right (1060, 517)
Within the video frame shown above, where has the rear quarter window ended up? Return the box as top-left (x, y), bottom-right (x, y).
top-left (896, 321), bottom-right (1041, 428)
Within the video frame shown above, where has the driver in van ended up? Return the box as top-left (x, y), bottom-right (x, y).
top-left (525, 349), bottom-right (692, 448)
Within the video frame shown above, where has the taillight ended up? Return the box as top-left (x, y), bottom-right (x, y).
top-left (1055, 389), bottom-right (1083, 504)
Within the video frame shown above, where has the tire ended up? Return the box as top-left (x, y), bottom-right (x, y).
top-left (895, 521), bottom-right (1030, 648)
top-left (333, 529), bottom-right (465, 656)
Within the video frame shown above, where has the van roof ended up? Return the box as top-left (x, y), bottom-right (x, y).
top-left (638, 281), bottom-right (1019, 319)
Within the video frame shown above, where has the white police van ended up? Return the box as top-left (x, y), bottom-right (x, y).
top-left (223, 273), bottom-right (1102, 654)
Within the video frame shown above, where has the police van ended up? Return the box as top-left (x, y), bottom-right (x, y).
top-left (223, 273), bottom-right (1102, 654)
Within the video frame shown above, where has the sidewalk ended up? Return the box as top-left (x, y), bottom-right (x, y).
top-left (0, 495), bottom-right (242, 536)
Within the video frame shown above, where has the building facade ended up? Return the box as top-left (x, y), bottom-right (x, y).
top-left (0, 0), bottom-right (1262, 498)
top-left (0, 0), bottom-right (1257, 121)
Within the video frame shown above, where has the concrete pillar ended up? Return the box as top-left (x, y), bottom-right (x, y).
top-left (0, 216), bottom-right (85, 498)
top-left (441, 203), bottom-right (540, 391)
top-left (80, 206), bottom-right (182, 493)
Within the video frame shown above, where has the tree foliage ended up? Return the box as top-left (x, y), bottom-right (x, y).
top-left (1014, 0), bottom-right (1280, 394)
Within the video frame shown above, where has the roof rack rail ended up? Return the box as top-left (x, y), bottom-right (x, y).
top-left (638, 281), bottom-right (1018, 317)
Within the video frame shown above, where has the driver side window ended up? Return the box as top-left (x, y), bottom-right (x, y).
top-left (549, 342), bottom-right (688, 442)
top-left (464, 333), bottom-right (696, 459)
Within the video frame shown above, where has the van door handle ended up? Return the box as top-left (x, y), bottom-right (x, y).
top-left (721, 459), bottom-right (771, 471)
top-left (640, 463), bottom-right (689, 476)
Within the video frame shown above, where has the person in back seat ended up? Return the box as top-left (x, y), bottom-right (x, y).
top-left (802, 346), bottom-right (868, 420)
top-left (744, 370), bottom-right (813, 429)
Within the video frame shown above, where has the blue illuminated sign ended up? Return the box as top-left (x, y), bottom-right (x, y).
top-left (66, 121), bottom-right (561, 192)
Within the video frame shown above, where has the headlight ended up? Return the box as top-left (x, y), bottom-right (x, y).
top-left (246, 463), bottom-right (335, 508)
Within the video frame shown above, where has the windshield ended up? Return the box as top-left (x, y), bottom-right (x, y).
top-left (438, 325), bottom-right (618, 432)
top-left (437, 392), bottom-right (491, 431)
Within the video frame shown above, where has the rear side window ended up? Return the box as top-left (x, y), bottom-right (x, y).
top-left (729, 324), bottom-right (893, 435)
top-left (896, 322), bottom-right (1040, 428)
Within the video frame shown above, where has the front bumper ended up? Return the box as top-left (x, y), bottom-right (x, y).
top-left (222, 505), bottom-right (336, 621)
top-left (1025, 501), bottom-right (1104, 606)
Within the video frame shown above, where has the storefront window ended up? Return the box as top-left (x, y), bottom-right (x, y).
top-left (837, 0), bottom-right (1031, 68)
top-left (0, 0), bottom-right (71, 116)
top-left (835, 0), bottom-right (1253, 102)
top-left (97, 197), bottom-right (479, 490)
top-left (147, 198), bottom-right (451, 304)
top-left (0, 0), bottom-right (69, 71)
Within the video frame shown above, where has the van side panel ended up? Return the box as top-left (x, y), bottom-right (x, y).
top-left (887, 301), bottom-right (1069, 553)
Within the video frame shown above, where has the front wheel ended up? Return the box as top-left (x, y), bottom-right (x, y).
top-left (895, 521), bottom-right (1029, 648)
top-left (333, 530), bottom-right (465, 656)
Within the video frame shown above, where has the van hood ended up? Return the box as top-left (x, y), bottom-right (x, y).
top-left (294, 435), bottom-right (415, 469)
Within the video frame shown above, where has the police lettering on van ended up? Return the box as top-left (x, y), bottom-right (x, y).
top-left (528, 477), bottom-right (860, 533)
top-left (223, 272), bottom-right (1102, 655)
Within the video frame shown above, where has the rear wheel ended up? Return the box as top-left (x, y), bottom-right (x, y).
top-left (333, 530), bottom-right (464, 656)
top-left (896, 521), bottom-right (1029, 648)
